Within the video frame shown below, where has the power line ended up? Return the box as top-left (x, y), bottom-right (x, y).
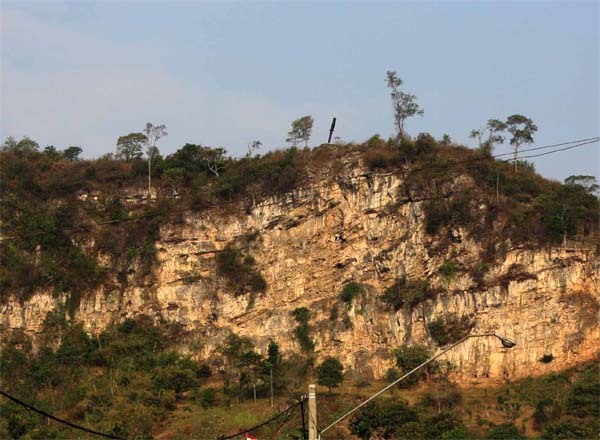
top-left (491, 136), bottom-right (599, 158)
top-left (0, 136), bottom-right (597, 243)
top-left (405, 137), bottom-right (599, 176)
top-left (516, 139), bottom-right (599, 159)
top-left (0, 389), bottom-right (127, 440)
top-left (217, 399), bottom-right (302, 440)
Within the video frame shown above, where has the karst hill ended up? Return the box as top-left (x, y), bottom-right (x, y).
top-left (1, 135), bottom-right (598, 383)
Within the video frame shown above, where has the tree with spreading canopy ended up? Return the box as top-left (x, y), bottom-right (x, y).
top-left (386, 71), bottom-right (424, 139)
top-left (564, 175), bottom-right (598, 195)
top-left (286, 116), bottom-right (313, 147)
top-left (317, 356), bottom-right (344, 391)
top-left (505, 114), bottom-right (537, 170)
top-left (62, 146), bottom-right (82, 161)
top-left (116, 132), bottom-right (147, 161)
top-left (1, 136), bottom-right (40, 153)
top-left (470, 119), bottom-right (507, 156)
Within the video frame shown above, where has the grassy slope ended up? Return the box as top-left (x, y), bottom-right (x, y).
top-left (155, 360), bottom-right (599, 439)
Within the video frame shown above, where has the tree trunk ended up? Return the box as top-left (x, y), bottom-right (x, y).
top-left (148, 155), bottom-right (152, 197)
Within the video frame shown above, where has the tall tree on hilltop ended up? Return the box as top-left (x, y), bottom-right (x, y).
top-left (202, 146), bottom-right (227, 177)
top-left (116, 132), bottom-right (147, 161)
top-left (386, 71), bottom-right (424, 139)
top-left (247, 140), bottom-right (262, 157)
top-left (1, 136), bottom-right (40, 153)
top-left (564, 175), bottom-right (599, 195)
top-left (470, 119), bottom-right (507, 156)
top-left (286, 116), bottom-right (313, 147)
top-left (143, 123), bottom-right (167, 196)
top-left (505, 114), bottom-right (537, 170)
top-left (62, 146), bottom-right (83, 161)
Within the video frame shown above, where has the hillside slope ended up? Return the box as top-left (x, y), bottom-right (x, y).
top-left (1, 140), bottom-right (598, 383)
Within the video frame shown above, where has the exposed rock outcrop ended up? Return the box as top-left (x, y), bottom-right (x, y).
top-left (2, 168), bottom-right (598, 384)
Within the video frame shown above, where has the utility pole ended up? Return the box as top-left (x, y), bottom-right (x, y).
top-left (308, 384), bottom-right (317, 440)
top-left (300, 396), bottom-right (307, 440)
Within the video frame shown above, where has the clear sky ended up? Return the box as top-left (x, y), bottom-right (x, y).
top-left (1, 0), bottom-right (598, 181)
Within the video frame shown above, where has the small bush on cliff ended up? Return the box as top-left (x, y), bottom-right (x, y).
top-left (438, 260), bottom-right (461, 280)
top-left (498, 263), bottom-right (537, 289)
top-left (380, 277), bottom-right (436, 310)
top-left (339, 282), bottom-right (365, 305)
top-left (216, 246), bottom-right (267, 296)
top-left (427, 315), bottom-right (475, 346)
top-left (291, 307), bottom-right (314, 352)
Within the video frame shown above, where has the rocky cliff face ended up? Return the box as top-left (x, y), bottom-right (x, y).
top-left (2, 162), bottom-right (598, 384)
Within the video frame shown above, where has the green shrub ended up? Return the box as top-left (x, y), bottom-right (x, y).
top-left (339, 282), bottom-right (365, 305)
top-left (380, 277), bottom-right (435, 310)
top-left (196, 363), bottom-right (212, 378)
top-left (487, 423), bottom-right (524, 439)
top-left (366, 134), bottom-right (384, 149)
top-left (424, 193), bottom-right (475, 236)
top-left (499, 264), bottom-right (537, 289)
top-left (420, 383), bottom-right (463, 410)
top-left (365, 146), bottom-right (403, 170)
top-left (542, 420), bottom-right (596, 439)
top-left (349, 399), bottom-right (418, 439)
top-left (439, 260), bottom-right (460, 280)
top-left (153, 365), bottom-right (197, 394)
top-left (329, 305), bottom-right (339, 321)
top-left (471, 263), bottom-right (490, 287)
top-left (442, 427), bottom-right (470, 439)
top-left (291, 308), bottom-right (314, 352)
top-left (385, 368), bottom-right (400, 383)
top-left (393, 344), bottom-right (436, 387)
top-left (216, 246), bottom-right (267, 296)
top-left (415, 132), bottom-right (437, 155)
top-left (292, 307), bottom-right (310, 324)
top-left (565, 364), bottom-right (599, 418)
top-left (421, 412), bottom-right (464, 439)
top-left (317, 357), bottom-right (344, 391)
top-left (196, 387), bottom-right (217, 408)
top-left (427, 315), bottom-right (475, 346)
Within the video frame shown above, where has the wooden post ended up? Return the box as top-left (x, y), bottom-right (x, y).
top-left (308, 384), bottom-right (317, 440)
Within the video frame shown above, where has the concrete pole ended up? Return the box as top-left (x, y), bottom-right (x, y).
top-left (308, 384), bottom-right (317, 440)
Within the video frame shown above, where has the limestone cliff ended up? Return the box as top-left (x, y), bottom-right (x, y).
top-left (1, 160), bottom-right (598, 384)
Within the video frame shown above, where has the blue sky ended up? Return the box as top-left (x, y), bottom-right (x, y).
top-left (1, 0), bottom-right (598, 181)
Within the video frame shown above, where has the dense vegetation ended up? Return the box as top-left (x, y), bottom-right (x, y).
top-left (1, 309), bottom-right (597, 438)
top-left (0, 314), bottom-right (312, 439)
top-left (347, 362), bottom-right (599, 440)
